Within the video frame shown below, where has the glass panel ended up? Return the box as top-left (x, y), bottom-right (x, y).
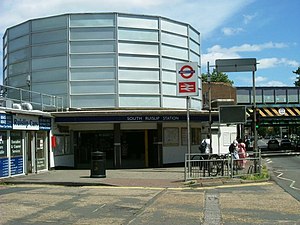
top-left (189, 39), bottom-right (200, 54)
top-left (70, 67), bottom-right (116, 80)
top-left (4, 56), bottom-right (7, 68)
top-left (189, 27), bottom-right (200, 42)
top-left (32, 69), bottom-right (68, 82)
top-left (118, 15), bottom-right (158, 29)
top-left (263, 89), bottom-right (274, 103)
top-left (163, 96), bottom-right (186, 108)
top-left (275, 89), bottom-right (286, 103)
top-left (161, 32), bottom-right (187, 48)
top-left (36, 132), bottom-right (47, 171)
top-left (161, 45), bottom-right (188, 60)
top-left (32, 56), bottom-right (67, 70)
top-left (161, 19), bottom-right (187, 35)
top-left (8, 48), bottom-right (29, 63)
top-left (118, 29), bottom-right (158, 42)
top-left (33, 82), bottom-right (67, 95)
top-left (32, 16), bottom-right (67, 31)
top-left (7, 74), bottom-right (28, 86)
top-left (162, 57), bottom-right (185, 70)
top-left (8, 61), bottom-right (30, 75)
top-left (9, 35), bottom-right (29, 52)
top-left (3, 68), bottom-right (7, 80)
top-left (32, 42), bottom-right (67, 57)
top-left (8, 22), bottom-right (29, 40)
top-left (118, 69), bottom-right (159, 81)
top-left (162, 70), bottom-right (176, 83)
top-left (0, 131), bottom-right (7, 157)
top-left (10, 131), bottom-right (22, 157)
top-left (4, 32), bottom-right (7, 45)
top-left (162, 83), bottom-right (176, 95)
top-left (70, 14), bottom-right (115, 27)
top-left (70, 81), bottom-right (116, 94)
top-left (119, 82), bottom-right (159, 94)
top-left (71, 95), bottom-right (116, 108)
top-left (119, 56), bottom-right (159, 68)
top-left (70, 27), bottom-right (115, 40)
top-left (32, 30), bottom-right (67, 44)
top-left (237, 89), bottom-right (250, 104)
top-left (70, 54), bottom-right (116, 67)
top-left (119, 95), bottom-right (160, 107)
top-left (256, 89), bottom-right (262, 103)
top-left (119, 42), bottom-right (158, 55)
top-left (71, 40), bottom-right (115, 53)
top-left (4, 45), bottom-right (7, 56)
top-left (190, 51), bottom-right (200, 64)
top-left (287, 89), bottom-right (298, 103)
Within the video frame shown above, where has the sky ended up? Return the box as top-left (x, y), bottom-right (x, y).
top-left (0, 0), bottom-right (299, 87)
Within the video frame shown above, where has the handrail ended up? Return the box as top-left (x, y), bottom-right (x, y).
top-left (0, 84), bottom-right (64, 112)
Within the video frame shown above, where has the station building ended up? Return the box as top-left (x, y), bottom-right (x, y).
top-left (2, 12), bottom-right (236, 170)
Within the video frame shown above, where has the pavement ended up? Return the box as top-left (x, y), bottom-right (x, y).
top-left (0, 167), bottom-right (256, 188)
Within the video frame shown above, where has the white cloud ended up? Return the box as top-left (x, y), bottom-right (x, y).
top-left (202, 42), bottom-right (291, 67)
top-left (243, 13), bottom-right (257, 24)
top-left (258, 58), bottom-right (299, 69)
top-left (222, 27), bottom-right (244, 36)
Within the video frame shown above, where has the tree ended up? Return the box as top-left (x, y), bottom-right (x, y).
top-left (201, 69), bottom-right (234, 85)
top-left (293, 66), bottom-right (300, 87)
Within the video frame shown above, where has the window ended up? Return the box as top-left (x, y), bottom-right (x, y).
top-left (53, 135), bottom-right (71, 156)
top-left (0, 132), bottom-right (7, 158)
top-left (163, 128), bottom-right (179, 146)
top-left (263, 89), bottom-right (274, 103)
top-left (275, 89), bottom-right (287, 103)
top-left (10, 131), bottom-right (22, 157)
top-left (36, 132), bottom-right (47, 170)
top-left (181, 128), bottom-right (201, 145)
top-left (288, 89), bottom-right (298, 103)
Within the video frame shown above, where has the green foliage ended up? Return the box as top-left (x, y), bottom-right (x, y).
top-left (293, 66), bottom-right (300, 87)
top-left (201, 69), bottom-right (234, 85)
top-left (241, 165), bottom-right (269, 180)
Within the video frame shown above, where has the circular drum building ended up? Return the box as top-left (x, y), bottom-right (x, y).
top-left (3, 13), bottom-right (211, 169)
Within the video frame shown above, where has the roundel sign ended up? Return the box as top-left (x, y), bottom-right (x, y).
top-left (176, 62), bottom-right (198, 96)
top-left (179, 65), bottom-right (195, 79)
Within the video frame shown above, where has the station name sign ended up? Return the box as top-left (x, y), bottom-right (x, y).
top-left (55, 115), bottom-right (219, 123)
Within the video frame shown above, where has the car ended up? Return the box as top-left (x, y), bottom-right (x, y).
top-left (267, 139), bottom-right (279, 151)
top-left (280, 139), bottom-right (292, 150)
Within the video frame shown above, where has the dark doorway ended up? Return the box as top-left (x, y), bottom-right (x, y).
top-left (74, 131), bottom-right (114, 169)
top-left (121, 131), bottom-right (145, 168)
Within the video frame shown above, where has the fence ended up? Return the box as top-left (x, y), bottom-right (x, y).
top-left (184, 153), bottom-right (261, 181)
top-left (0, 84), bottom-right (63, 112)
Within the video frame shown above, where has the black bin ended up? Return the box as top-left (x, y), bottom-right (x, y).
top-left (90, 151), bottom-right (106, 178)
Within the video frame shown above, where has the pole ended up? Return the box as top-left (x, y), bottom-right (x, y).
top-left (207, 62), bottom-right (212, 153)
top-left (252, 70), bottom-right (260, 174)
top-left (187, 96), bottom-right (191, 174)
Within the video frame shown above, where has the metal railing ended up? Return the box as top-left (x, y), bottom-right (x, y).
top-left (0, 85), bottom-right (63, 112)
top-left (184, 153), bottom-right (261, 181)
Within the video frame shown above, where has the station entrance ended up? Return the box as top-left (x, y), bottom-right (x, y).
top-left (74, 129), bottom-right (159, 169)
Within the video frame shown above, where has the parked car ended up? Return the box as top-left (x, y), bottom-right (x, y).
top-left (280, 139), bottom-right (292, 150)
top-left (267, 139), bottom-right (280, 151)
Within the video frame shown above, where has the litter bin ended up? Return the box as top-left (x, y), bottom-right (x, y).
top-left (90, 151), bottom-right (106, 178)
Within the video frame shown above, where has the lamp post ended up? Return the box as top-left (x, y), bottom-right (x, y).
top-left (207, 62), bottom-right (212, 153)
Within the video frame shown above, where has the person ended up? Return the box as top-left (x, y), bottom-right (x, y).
top-left (200, 134), bottom-right (211, 155)
top-left (237, 138), bottom-right (247, 169)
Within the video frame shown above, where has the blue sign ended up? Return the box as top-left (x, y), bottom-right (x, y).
top-left (10, 156), bottom-right (23, 175)
top-left (55, 115), bottom-right (218, 123)
top-left (39, 117), bottom-right (51, 130)
top-left (0, 157), bottom-right (9, 178)
top-left (0, 113), bottom-right (13, 129)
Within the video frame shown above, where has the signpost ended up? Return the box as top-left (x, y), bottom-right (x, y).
top-left (216, 58), bottom-right (260, 173)
top-left (176, 62), bottom-right (199, 175)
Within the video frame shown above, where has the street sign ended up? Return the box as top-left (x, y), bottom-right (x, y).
top-left (215, 58), bottom-right (257, 72)
top-left (176, 62), bottom-right (199, 96)
top-left (219, 105), bottom-right (246, 124)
